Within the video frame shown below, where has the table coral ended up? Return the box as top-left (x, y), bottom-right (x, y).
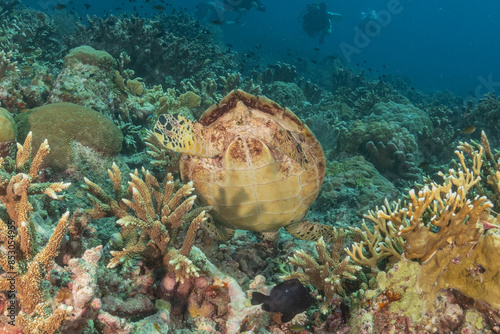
top-left (16, 102), bottom-right (123, 170)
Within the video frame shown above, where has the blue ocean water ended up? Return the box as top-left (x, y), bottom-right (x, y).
top-left (23, 0), bottom-right (500, 97)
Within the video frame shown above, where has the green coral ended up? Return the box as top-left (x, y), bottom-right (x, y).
top-left (64, 45), bottom-right (114, 69)
top-left (0, 107), bottom-right (15, 142)
top-left (365, 101), bottom-right (433, 135)
top-left (16, 102), bottom-right (123, 170)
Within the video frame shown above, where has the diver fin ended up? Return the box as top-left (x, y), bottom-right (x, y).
top-left (281, 312), bottom-right (296, 323)
top-left (273, 128), bottom-right (309, 168)
top-left (251, 292), bottom-right (268, 305)
top-left (154, 114), bottom-right (220, 157)
top-left (330, 12), bottom-right (343, 22)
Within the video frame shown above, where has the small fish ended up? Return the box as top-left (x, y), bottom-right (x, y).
top-left (418, 161), bottom-right (429, 169)
top-left (313, 47), bottom-right (320, 51)
top-left (461, 125), bottom-right (476, 134)
top-left (211, 20), bottom-right (224, 25)
top-left (250, 279), bottom-right (314, 323)
top-left (288, 324), bottom-right (306, 331)
top-left (54, 4), bottom-right (66, 9)
top-left (153, 322), bottom-right (161, 333)
top-left (153, 5), bottom-right (165, 11)
top-left (84, 3), bottom-right (91, 9)
top-left (36, 13), bottom-right (46, 21)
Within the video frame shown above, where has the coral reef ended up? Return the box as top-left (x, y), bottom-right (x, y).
top-left (262, 62), bottom-right (297, 84)
top-left (47, 46), bottom-right (116, 113)
top-left (317, 156), bottom-right (399, 226)
top-left (0, 133), bottom-right (71, 333)
top-left (0, 50), bottom-right (17, 79)
top-left (65, 13), bottom-right (231, 85)
top-left (283, 233), bottom-right (361, 313)
top-left (263, 81), bottom-right (307, 111)
top-left (16, 102), bottom-right (123, 170)
top-left (338, 120), bottom-right (421, 184)
top-left (347, 135), bottom-right (500, 331)
top-left (82, 163), bottom-right (208, 283)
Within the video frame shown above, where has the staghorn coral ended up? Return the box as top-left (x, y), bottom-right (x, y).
top-left (82, 163), bottom-right (209, 283)
top-left (346, 134), bottom-right (500, 332)
top-left (282, 232), bottom-right (361, 314)
top-left (345, 198), bottom-right (406, 271)
top-left (457, 131), bottom-right (500, 210)
top-left (347, 135), bottom-right (500, 313)
top-left (348, 144), bottom-right (492, 268)
top-left (0, 132), bottom-right (72, 333)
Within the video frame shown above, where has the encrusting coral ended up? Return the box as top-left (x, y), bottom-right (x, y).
top-left (0, 132), bottom-right (72, 333)
top-left (82, 163), bottom-right (209, 283)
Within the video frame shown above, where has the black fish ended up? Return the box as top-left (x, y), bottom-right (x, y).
top-left (251, 279), bottom-right (314, 322)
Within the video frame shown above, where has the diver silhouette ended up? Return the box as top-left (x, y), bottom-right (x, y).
top-left (302, 2), bottom-right (342, 44)
top-left (195, 0), bottom-right (266, 25)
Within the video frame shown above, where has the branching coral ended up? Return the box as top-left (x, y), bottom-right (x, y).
top-left (345, 199), bottom-right (405, 270)
top-left (282, 231), bottom-right (361, 313)
top-left (66, 12), bottom-right (226, 84)
top-left (348, 134), bottom-right (493, 267)
top-left (83, 163), bottom-right (209, 283)
top-left (0, 132), bottom-right (71, 333)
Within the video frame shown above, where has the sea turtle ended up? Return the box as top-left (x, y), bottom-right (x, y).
top-left (154, 89), bottom-right (335, 241)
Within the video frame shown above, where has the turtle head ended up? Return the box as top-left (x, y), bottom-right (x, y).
top-left (154, 114), bottom-right (216, 157)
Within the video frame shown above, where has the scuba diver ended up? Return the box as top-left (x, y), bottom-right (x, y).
top-left (359, 9), bottom-right (378, 30)
top-left (195, 0), bottom-right (266, 25)
top-left (301, 2), bottom-right (342, 44)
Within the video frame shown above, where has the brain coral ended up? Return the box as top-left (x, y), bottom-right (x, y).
top-left (16, 103), bottom-right (122, 170)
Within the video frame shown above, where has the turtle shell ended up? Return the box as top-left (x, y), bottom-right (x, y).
top-left (180, 90), bottom-right (325, 232)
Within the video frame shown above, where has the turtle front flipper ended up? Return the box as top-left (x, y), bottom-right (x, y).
top-left (285, 220), bottom-right (341, 243)
top-left (154, 114), bottom-right (221, 157)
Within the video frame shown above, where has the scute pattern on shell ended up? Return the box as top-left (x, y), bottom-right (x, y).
top-left (180, 90), bottom-right (325, 233)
